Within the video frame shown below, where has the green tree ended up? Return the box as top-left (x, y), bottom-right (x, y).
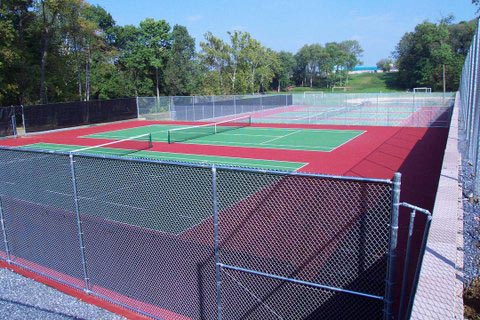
top-left (37, 0), bottom-right (87, 103)
top-left (0, 0), bottom-right (36, 104)
top-left (294, 44), bottom-right (327, 87)
top-left (377, 58), bottom-right (393, 72)
top-left (199, 32), bottom-right (229, 94)
top-left (394, 18), bottom-right (475, 91)
top-left (163, 25), bottom-right (197, 95)
top-left (110, 19), bottom-right (170, 97)
top-left (272, 51), bottom-right (296, 91)
top-left (339, 40), bottom-right (363, 85)
top-left (138, 18), bottom-right (171, 98)
top-left (199, 30), bottom-right (278, 94)
top-left (80, 4), bottom-right (115, 100)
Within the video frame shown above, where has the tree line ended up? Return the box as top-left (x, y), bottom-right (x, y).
top-left (388, 16), bottom-right (476, 91)
top-left (0, 0), bottom-right (363, 106)
top-left (2, 1), bottom-right (477, 106)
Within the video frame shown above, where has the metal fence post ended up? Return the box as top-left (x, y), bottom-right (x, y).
top-left (136, 96), bottom-right (139, 119)
top-left (213, 95), bottom-right (216, 119)
top-left (21, 105), bottom-right (26, 135)
top-left (468, 29), bottom-right (479, 158)
top-left (0, 196), bottom-right (11, 263)
top-left (233, 95), bottom-right (237, 116)
top-left (69, 153), bottom-right (91, 293)
top-left (384, 172), bottom-right (401, 319)
top-left (406, 215), bottom-right (432, 319)
top-left (212, 166), bottom-right (222, 320)
top-left (398, 209), bottom-right (416, 319)
top-left (11, 112), bottom-right (17, 138)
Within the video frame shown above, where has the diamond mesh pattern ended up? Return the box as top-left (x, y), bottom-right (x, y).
top-left (73, 156), bottom-right (216, 319)
top-left (217, 169), bottom-right (392, 298)
top-left (0, 148), bottom-right (395, 319)
top-left (220, 268), bottom-right (384, 320)
top-left (0, 150), bottom-right (85, 288)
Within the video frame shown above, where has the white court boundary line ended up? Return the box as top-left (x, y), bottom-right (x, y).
top-left (260, 130), bottom-right (302, 145)
top-left (71, 133), bottom-right (152, 153)
top-left (181, 140), bottom-right (334, 152)
top-left (328, 130), bottom-right (367, 152)
top-left (76, 122), bottom-right (367, 152)
top-left (21, 142), bottom-right (307, 171)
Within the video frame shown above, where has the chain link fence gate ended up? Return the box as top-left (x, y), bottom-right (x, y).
top-left (0, 147), bottom-right (432, 319)
top-left (213, 168), bottom-right (396, 319)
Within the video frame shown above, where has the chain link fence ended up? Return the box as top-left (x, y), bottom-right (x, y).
top-left (136, 93), bottom-right (452, 128)
top-left (287, 92), bottom-right (453, 127)
top-left (0, 106), bottom-right (17, 137)
top-left (0, 146), bottom-right (418, 319)
top-left (137, 94), bottom-right (293, 122)
top-left (215, 168), bottom-right (394, 319)
top-left (459, 19), bottom-right (480, 194)
top-left (0, 147), bottom-right (435, 319)
top-left (4, 92), bottom-right (452, 137)
top-left (21, 98), bottom-right (138, 133)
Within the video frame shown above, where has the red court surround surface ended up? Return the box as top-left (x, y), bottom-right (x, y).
top-left (0, 120), bottom-right (448, 319)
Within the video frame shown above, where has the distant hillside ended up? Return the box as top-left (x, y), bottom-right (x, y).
top-left (288, 72), bottom-right (404, 93)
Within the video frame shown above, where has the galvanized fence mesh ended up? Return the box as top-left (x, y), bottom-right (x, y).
top-left (215, 169), bottom-right (393, 319)
top-left (459, 18), bottom-right (480, 194)
top-left (287, 92), bottom-right (453, 127)
top-left (0, 147), bottom-right (403, 319)
top-left (136, 93), bottom-right (452, 128)
top-left (0, 106), bottom-right (17, 137)
top-left (137, 94), bottom-right (292, 122)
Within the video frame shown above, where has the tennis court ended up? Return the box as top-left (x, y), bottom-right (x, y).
top-left (253, 104), bottom-right (424, 126)
top-left (20, 142), bottom-right (306, 171)
top-left (80, 121), bottom-right (365, 152)
top-left (16, 115), bottom-right (365, 171)
top-left (0, 92), bottom-right (453, 320)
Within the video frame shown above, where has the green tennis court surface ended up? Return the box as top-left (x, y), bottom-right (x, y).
top-left (20, 143), bottom-right (306, 171)
top-left (82, 124), bottom-right (365, 152)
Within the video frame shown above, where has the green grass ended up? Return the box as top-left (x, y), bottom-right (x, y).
top-left (83, 124), bottom-right (365, 152)
top-left (279, 72), bottom-right (404, 94)
top-left (346, 72), bottom-right (403, 93)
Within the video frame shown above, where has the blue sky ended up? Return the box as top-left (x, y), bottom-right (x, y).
top-left (89, 0), bottom-right (478, 65)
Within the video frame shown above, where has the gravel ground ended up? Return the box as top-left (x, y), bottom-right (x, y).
top-left (0, 267), bottom-right (125, 320)
top-left (459, 134), bottom-right (480, 286)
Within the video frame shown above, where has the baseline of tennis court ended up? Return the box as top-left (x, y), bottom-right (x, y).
top-left (81, 124), bottom-right (365, 152)
top-left (20, 142), bottom-right (307, 171)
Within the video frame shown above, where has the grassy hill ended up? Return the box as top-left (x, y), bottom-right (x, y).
top-left (288, 72), bottom-right (404, 93)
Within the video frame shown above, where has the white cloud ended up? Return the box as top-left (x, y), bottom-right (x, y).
top-left (186, 14), bottom-right (203, 22)
top-left (352, 13), bottom-right (393, 25)
top-left (230, 25), bottom-right (247, 31)
top-left (350, 34), bottom-right (363, 41)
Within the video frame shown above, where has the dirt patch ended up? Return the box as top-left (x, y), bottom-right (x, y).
top-left (465, 277), bottom-right (480, 319)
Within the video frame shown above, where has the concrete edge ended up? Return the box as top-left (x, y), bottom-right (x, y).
top-left (410, 92), bottom-right (464, 319)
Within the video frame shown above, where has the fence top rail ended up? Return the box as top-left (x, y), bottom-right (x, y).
top-left (21, 97), bottom-right (136, 109)
top-left (0, 145), bottom-right (393, 185)
top-left (137, 93), bottom-right (291, 98)
top-left (399, 202), bottom-right (432, 216)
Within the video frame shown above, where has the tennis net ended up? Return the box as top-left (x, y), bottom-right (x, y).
top-left (70, 133), bottom-right (153, 157)
top-left (168, 115), bottom-right (251, 144)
